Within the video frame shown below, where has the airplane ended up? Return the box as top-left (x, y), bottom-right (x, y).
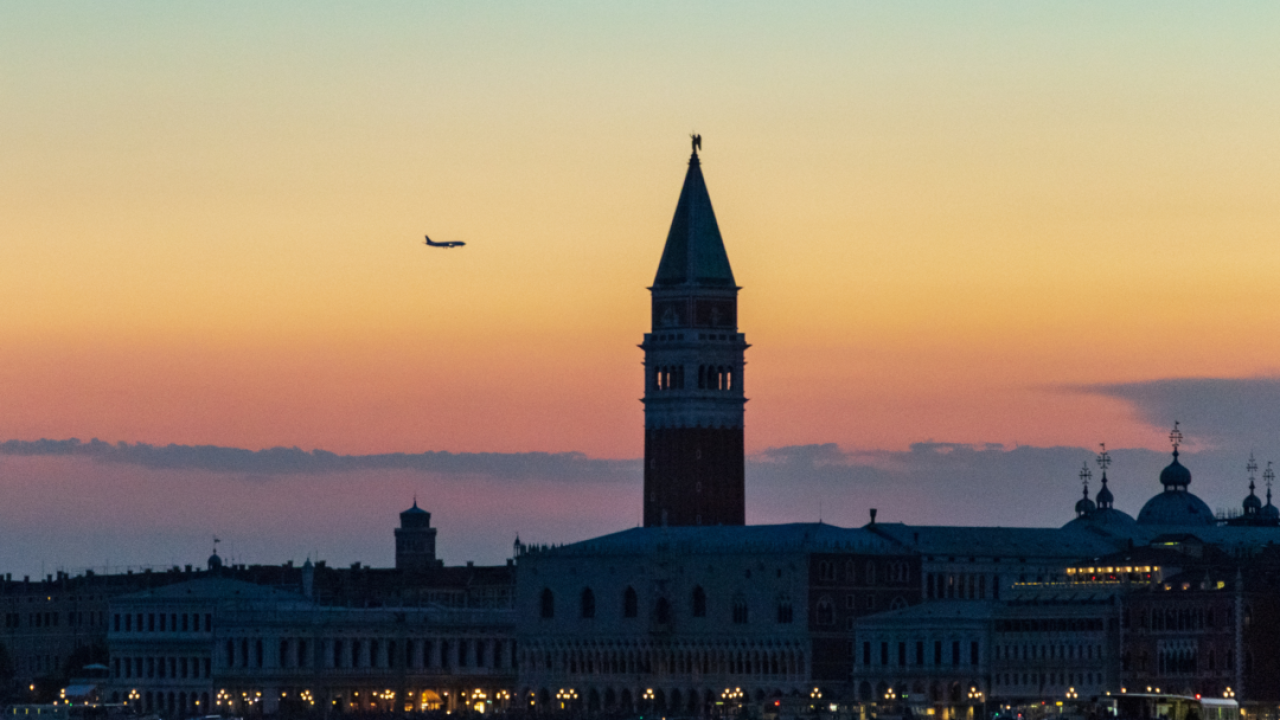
top-left (424, 234), bottom-right (465, 248)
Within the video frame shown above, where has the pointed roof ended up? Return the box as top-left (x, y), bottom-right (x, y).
top-left (653, 152), bottom-right (736, 288)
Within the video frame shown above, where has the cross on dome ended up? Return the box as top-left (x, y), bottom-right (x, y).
top-left (1096, 443), bottom-right (1111, 472)
top-left (1079, 462), bottom-right (1092, 492)
top-left (1248, 453), bottom-right (1258, 482)
top-left (1169, 421), bottom-right (1183, 451)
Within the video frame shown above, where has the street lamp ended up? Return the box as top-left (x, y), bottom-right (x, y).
top-left (1066, 688), bottom-right (1078, 701)
top-left (556, 688), bottom-right (578, 711)
top-left (1224, 688), bottom-right (1236, 699)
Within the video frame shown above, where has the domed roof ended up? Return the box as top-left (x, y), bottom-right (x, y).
top-left (402, 498), bottom-right (428, 516)
top-left (1093, 506), bottom-right (1137, 527)
top-left (1244, 482), bottom-right (1262, 512)
top-left (1137, 490), bottom-right (1215, 526)
top-left (1075, 496), bottom-right (1096, 516)
top-left (1095, 483), bottom-right (1114, 507)
top-left (208, 551), bottom-right (223, 570)
top-left (1263, 501), bottom-right (1279, 520)
top-left (1160, 450), bottom-right (1192, 488)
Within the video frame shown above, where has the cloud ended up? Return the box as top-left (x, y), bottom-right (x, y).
top-left (0, 432), bottom-right (1263, 578)
top-left (1072, 376), bottom-right (1280, 453)
top-left (0, 438), bottom-right (638, 482)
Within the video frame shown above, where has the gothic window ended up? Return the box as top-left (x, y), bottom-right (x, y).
top-left (865, 561), bottom-right (877, 585)
top-left (540, 588), bottom-right (555, 619)
top-left (732, 594), bottom-right (749, 624)
top-left (623, 587), bottom-right (638, 618)
top-left (816, 596), bottom-right (835, 625)
top-left (655, 597), bottom-right (671, 624)
top-left (777, 595), bottom-right (794, 624)
top-left (698, 365), bottom-right (706, 389)
top-left (692, 586), bottom-right (707, 617)
top-left (580, 588), bottom-right (595, 619)
top-left (818, 560), bottom-right (836, 582)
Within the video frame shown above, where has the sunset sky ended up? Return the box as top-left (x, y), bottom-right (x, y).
top-left (3, 3), bottom-right (1280, 575)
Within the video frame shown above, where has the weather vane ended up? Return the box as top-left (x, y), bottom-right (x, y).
top-left (1096, 443), bottom-right (1111, 472)
top-left (690, 133), bottom-right (702, 155)
top-left (1169, 421), bottom-right (1183, 451)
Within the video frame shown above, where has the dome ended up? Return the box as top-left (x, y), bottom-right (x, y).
top-left (1075, 496), bottom-right (1096, 516)
top-left (1262, 502), bottom-right (1279, 520)
top-left (207, 551), bottom-right (223, 571)
top-left (1244, 487), bottom-right (1262, 513)
top-left (1160, 451), bottom-right (1192, 488)
top-left (1092, 506), bottom-right (1137, 527)
top-left (1137, 490), bottom-right (1215, 526)
top-left (1095, 484), bottom-right (1114, 507)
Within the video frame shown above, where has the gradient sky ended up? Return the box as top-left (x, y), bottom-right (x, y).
top-left (4, 3), bottom-right (1280, 575)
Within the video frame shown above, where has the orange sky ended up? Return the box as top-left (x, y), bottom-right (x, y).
top-left (4, 3), bottom-right (1280, 460)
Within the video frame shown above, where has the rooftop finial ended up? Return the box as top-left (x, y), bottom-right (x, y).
top-left (690, 133), bottom-right (702, 157)
top-left (1266, 462), bottom-right (1275, 498)
top-left (1169, 421), bottom-right (1183, 454)
top-left (1079, 462), bottom-right (1092, 496)
top-left (1096, 443), bottom-right (1111, 472)
top-left (1248, 453), bottom-right (1258, 483)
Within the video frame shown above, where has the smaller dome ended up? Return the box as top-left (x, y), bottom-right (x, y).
top-left (1160, 450), bottom-right (1192, 488)
top-left (1075, 496), bottom-right (1096, 516)
top-left (1244, 492), bottom-right (1262, 512)
top-left (208, 551), bottom-right (223, 571)
top-left (1262, 502), bottom-right (1279, 520)
top-left (1096, 476), bottom-right (1115, 508)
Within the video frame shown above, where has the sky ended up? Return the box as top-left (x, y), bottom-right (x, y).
top-left (3, 3), bottom-right (1280, 575)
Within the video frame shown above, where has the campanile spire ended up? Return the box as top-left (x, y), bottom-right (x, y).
top-left (641, 142), bottom-right (747, 527)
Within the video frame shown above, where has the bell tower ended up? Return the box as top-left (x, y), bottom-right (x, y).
top-left (641, 140), bottom-right (747, 527)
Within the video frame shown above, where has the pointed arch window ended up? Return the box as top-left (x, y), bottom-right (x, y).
top-left (539, 588), bottom-right (555, 619)
top-left (732, 594), bottom-right (749, 624)
top-left (815, 596), bottom-right (835, 625)
top-left (623, 587), bottom-right (638, 618)
top-left (777, 595), bottom-right (794, 624)
top-left (655, 596), bottom-right (672, 624)
top-left (580, 588), bottom-right (595, 619)
top-left (692, 586), bottom-right (707, 617)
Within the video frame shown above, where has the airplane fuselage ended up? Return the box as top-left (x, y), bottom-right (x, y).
top-left (424, 235), bottom-right (465, 248)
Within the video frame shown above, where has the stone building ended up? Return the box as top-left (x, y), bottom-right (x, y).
top-left (514, 524), bottom-right (919, 715)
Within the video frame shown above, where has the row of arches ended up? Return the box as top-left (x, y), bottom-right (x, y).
top-left (855, 680), bottom-right (984, 703)
top-left (542, 586), bottom-right (795, 625)
top-left (520, 685), bottom-right (809, 714)
top-left (108, 690), bottom-right (209, 717)
top-left (520, 643), bottom-right (808, 679)
top-left (649, 365), bottom-right (738, 391)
